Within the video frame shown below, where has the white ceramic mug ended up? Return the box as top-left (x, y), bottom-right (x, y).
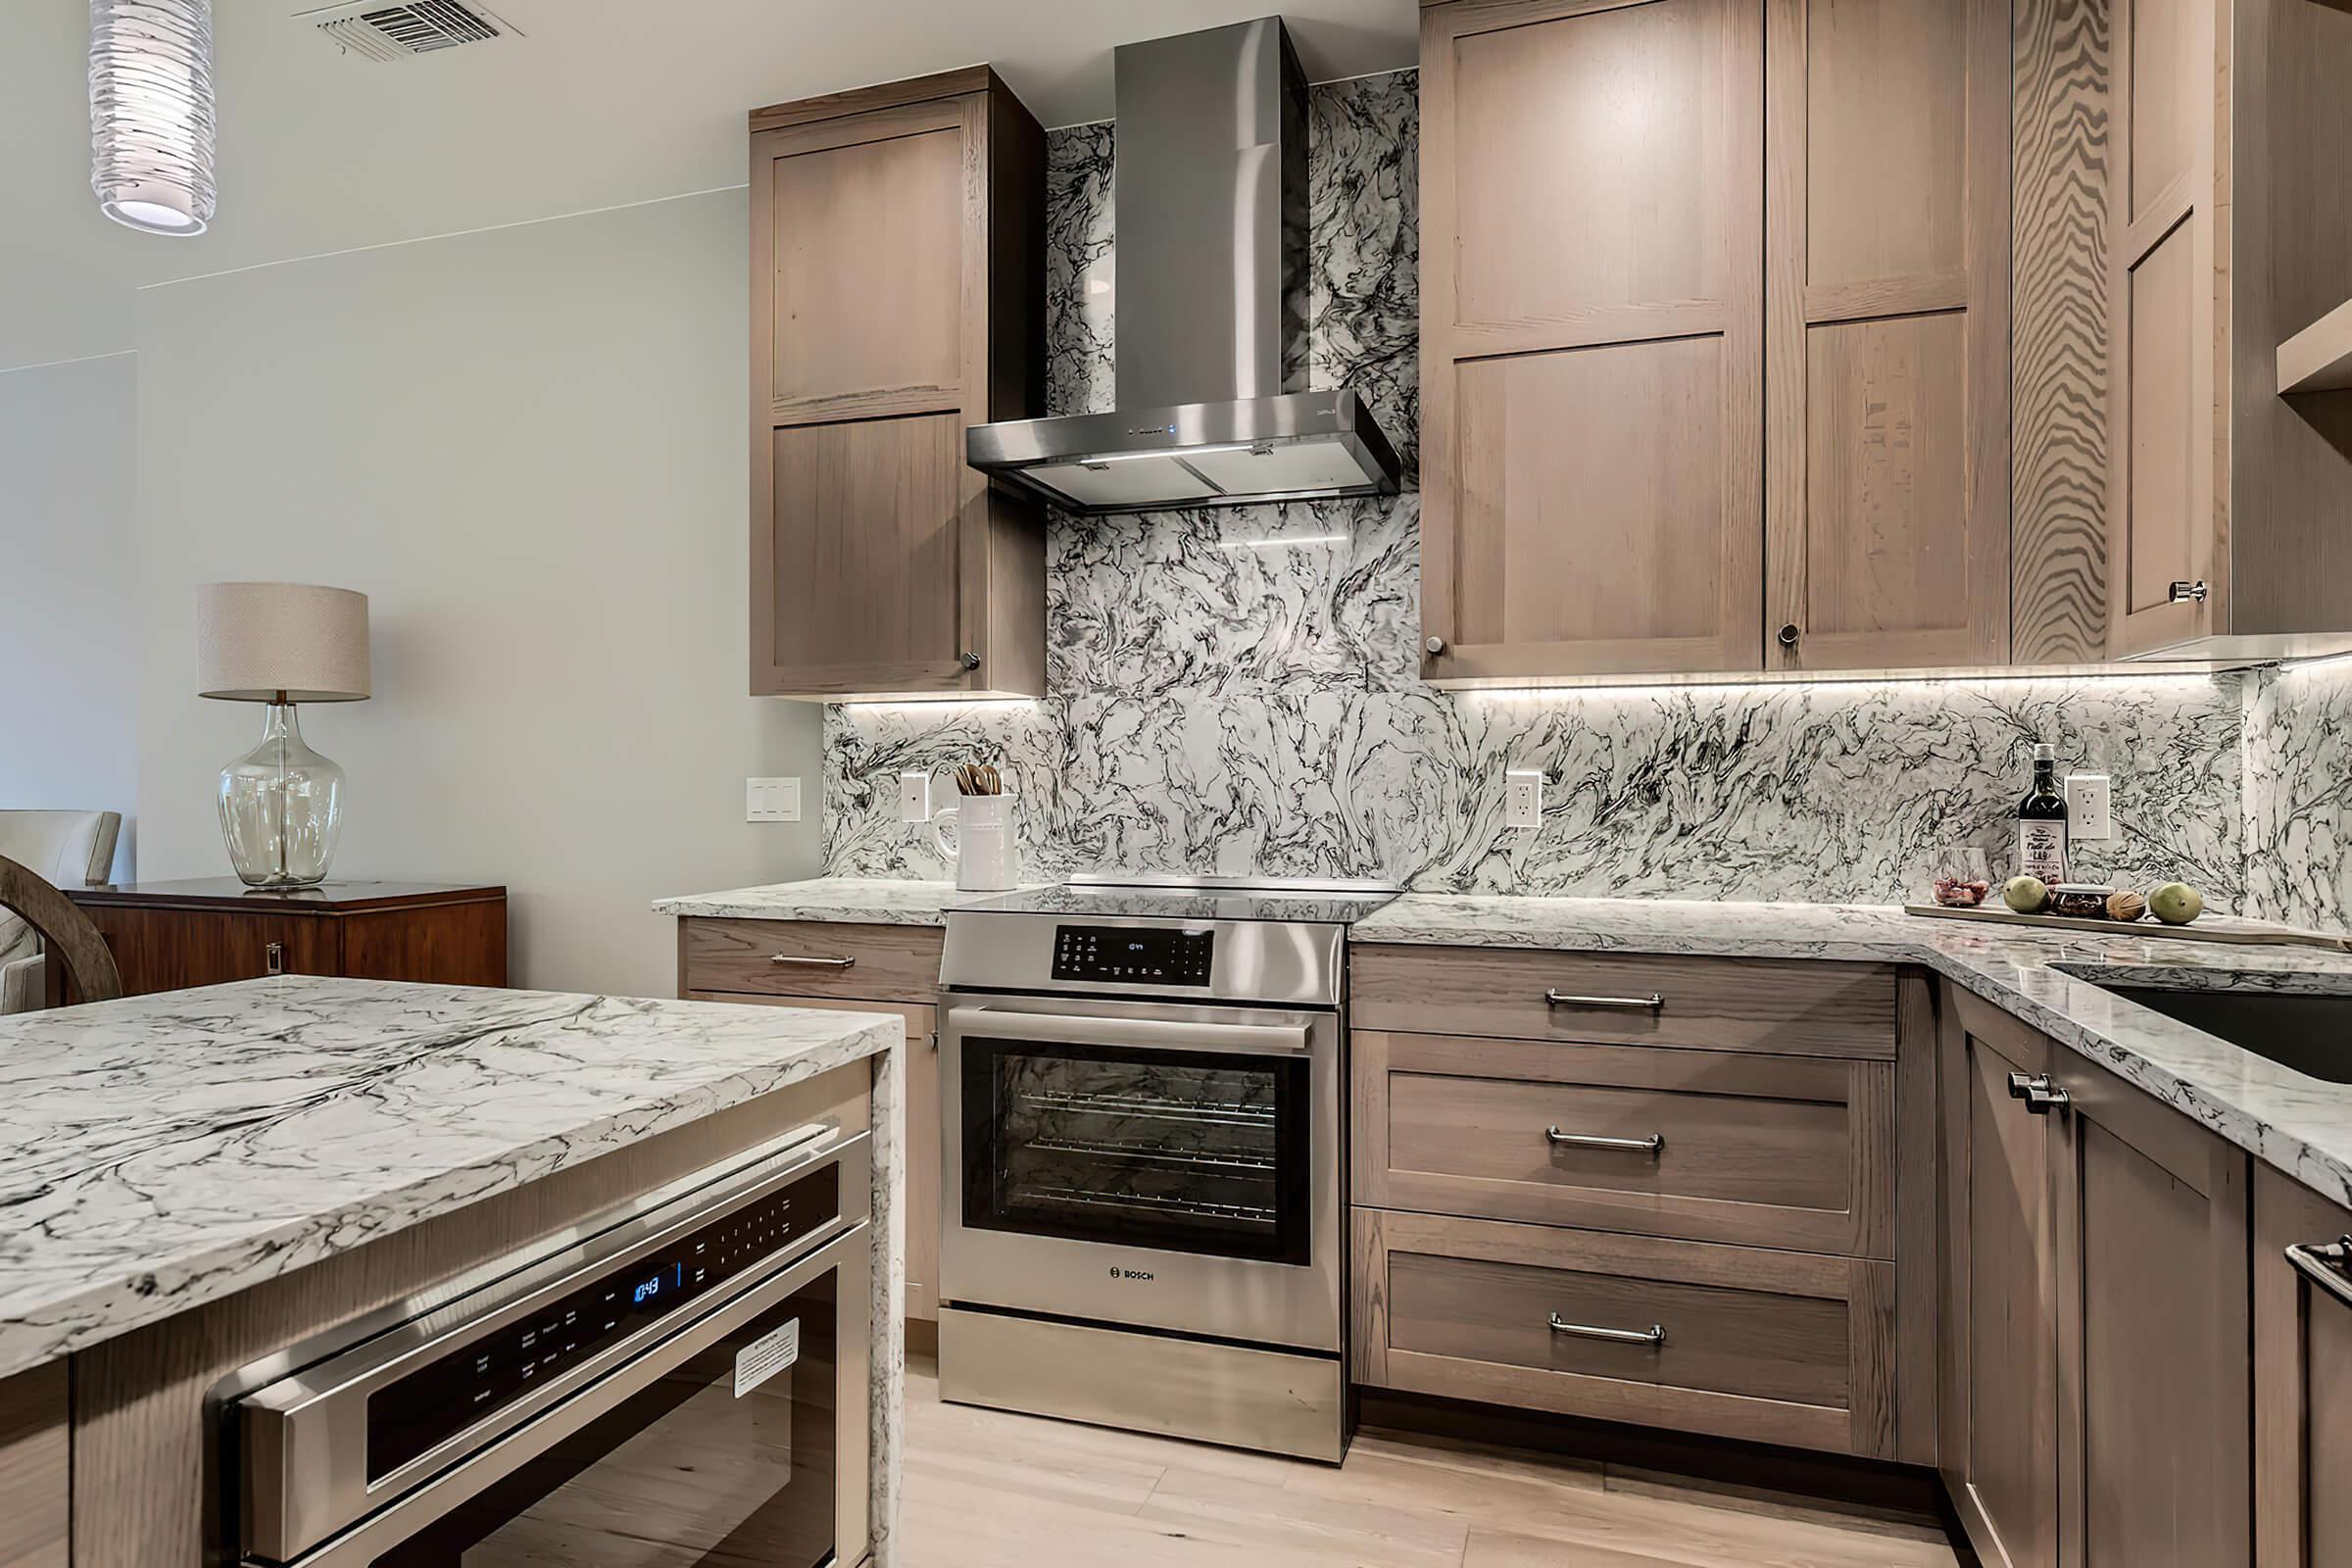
top-left (932, 792), bottom-right (1018, 892)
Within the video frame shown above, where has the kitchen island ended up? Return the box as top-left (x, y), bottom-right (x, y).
top-left (0, 975), bottom-right (906, 1568)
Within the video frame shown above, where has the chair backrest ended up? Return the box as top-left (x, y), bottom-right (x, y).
top-left (0, 809), bottom-right (122, 887)
top-left (0, 854), bottom-right (122, 1004)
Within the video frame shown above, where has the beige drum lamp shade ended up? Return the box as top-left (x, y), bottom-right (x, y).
top-left (196, 582), bottom-right (371, 703)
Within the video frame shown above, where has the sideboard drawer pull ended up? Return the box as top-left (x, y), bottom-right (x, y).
top-left (1545, 1126), bottom-right (1665, 1155)
top-left (1544, 989), bottom-right (1665, 1012)
top-left (768, 954), bottom-right (857, 969)
top-left (1547, 1314), bottom-right (1665, 1348)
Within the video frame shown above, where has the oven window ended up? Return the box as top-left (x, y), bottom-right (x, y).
top-left (368, 1273), bottom-right (839, 1568)
top-left (961, 1037), bottom-right (1312, 1265)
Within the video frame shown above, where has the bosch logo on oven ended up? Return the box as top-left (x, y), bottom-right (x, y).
top-left (1108, 1266), bottom-right (1154, 1282)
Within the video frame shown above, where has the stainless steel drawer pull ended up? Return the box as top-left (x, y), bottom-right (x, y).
top-left (768, 954), bottom-right (856, 969)
top-left (1547, 1314), bottom-right (1665, 1348)
top-left (1544, 990), bottom-right (1666, 1012)
top-left (1546, 1127), bottom-right (1665, 1155)
top-left (2286, 1237), bottom-right (2352, 1311)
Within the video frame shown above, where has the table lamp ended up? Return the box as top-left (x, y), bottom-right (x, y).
top-left (196, 582), bottom-right (371, 888)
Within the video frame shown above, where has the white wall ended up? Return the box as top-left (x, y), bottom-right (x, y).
top-left (132, 189), bottom-right (822, 996)
top-left (0, 351), bottom-right (139, 880)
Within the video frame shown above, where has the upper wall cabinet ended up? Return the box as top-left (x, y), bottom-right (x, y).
top-left (748, 68), bottom-right (1047, 700)
top-left (1418, 0), bottom-right (1765, 682)
top-left (2101, 0), bottom-right (2352, 662)
top-left (1765, 0), bottom-right (2011, 673)
top-left (1417, 0), bottom-right (2009, 685)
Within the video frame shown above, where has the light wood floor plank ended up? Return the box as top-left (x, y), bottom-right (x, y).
top-left (902, 1359), bottom-right (1957, 1568)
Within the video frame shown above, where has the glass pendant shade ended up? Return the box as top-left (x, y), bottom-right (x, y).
top-left (89, 0), bottom-right (217, 236)
top-left (220, 704), bottom-right (345, 888)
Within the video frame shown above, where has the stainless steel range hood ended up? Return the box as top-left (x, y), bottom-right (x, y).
top-left (966, 18), bottom-right (1403, 516)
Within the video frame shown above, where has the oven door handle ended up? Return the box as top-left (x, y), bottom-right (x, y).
top-left (255, 1219), bottom-right (868, 1568)
top-left (947, 1006), bottom-right (1312, 1057)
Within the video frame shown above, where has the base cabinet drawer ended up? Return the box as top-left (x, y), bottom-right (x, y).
top-left (1354, 1209), bottom-right (1895, 1457)
top-left (1349, 946), bottom-right (1896, 1057)
top-left (678, 917), bottom-right (944, 1003)
top-left (1356, 1031), bottom-right (1892, 1256)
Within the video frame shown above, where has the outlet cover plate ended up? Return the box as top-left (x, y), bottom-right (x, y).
top-left (1505, 768), bottom-right (1544, 829)
top-left (747, 777), bottom-right (802, 823)
top-left (899, 770), bottom-right (932, 823)
top-left (2065, 772), bottom-right (2113, 841)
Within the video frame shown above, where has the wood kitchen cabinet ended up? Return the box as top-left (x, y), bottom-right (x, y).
top-left (679, 917), bottom-right (945, 1333)
top-left (1764, 0), bottom-right (2011, 671)
top-left (2102, 0), bottom-right (2352, 661)
top-left (1416, 0), bottom-right (1765, 682)
top-left (1938, 986), bottom-right (2251, 1568)
top-left (748, 68), bottom-right (1048, 700)
top-left (2253, 1165), bottom-right (2352, 1568)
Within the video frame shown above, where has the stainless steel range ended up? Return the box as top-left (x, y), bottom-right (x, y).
top-left (935, 876), bottom-right (1396, 1462)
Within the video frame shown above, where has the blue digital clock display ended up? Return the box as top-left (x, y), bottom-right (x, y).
top-left (631, 1262), bottom-right (686, 1306)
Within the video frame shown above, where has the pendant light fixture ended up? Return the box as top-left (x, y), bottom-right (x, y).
top-left (89, 0), bottom-right (216, 236)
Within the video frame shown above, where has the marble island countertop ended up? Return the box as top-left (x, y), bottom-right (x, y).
top-left (0, 976), bottom-right (902, 1382)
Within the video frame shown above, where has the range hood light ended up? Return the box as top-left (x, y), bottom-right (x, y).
top-left (1081, 441), bottom-right (1264, 469)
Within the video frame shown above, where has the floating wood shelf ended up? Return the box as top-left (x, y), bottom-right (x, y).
top-left (2278, 296), bottom-right (2352, 393)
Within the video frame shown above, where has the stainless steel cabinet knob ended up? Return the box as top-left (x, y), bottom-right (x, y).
top-left (2006, 1070), bottom-right (2070, 1113)
top-left (959, 651), bottom-right (983, 670)
top-left (1424, 636), bottom-right (1446, 656)
top-left (1777, 623), bottom-right (1801, 649)
top-left (2169, 580), bottom-right (2209, 604)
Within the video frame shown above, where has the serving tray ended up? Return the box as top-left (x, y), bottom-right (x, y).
top-left (1903, 902), bottom-right (2352, 953)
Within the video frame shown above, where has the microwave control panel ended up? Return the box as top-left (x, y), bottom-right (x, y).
top-left (365, 1163), bottom-right (839, 1481)
top-left (1052, 924), bottom-right (1214, 986)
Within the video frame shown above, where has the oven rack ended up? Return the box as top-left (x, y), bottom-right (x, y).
top-left (1026, 1135), bottom-right (1278, 1173)
top-left (1019, 1088), bottom-right (1277, 1129)
top-left (1027, 1184), bottom-right (1278, 1227)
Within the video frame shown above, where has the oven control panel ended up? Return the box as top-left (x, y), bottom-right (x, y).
top-left (1052, 924), bottom-right (1215, 985)
top-left (365, 1163), bottom-right (839, 1481)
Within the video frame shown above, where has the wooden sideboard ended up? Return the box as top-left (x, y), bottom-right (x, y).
top-left (51, 879), bottom-right (506, 1004)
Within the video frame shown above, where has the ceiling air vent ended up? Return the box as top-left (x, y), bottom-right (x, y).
top-left (297, 1), bottom-right (517, 62)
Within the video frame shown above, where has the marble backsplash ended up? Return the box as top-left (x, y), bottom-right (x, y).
top-left (819, 70), bottom-right (2344, 924)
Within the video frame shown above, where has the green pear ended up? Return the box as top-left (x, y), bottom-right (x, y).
top-left (2003, 875), bottom-right (2050, 914)
top-left (2148, 882), bottom-right (2204, 925)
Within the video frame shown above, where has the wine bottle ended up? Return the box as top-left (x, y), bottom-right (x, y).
top-left (2017, 742), bottom-right (2070, 882)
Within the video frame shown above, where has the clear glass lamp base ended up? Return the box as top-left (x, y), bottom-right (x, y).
top-left (219, 703), bottom-right (345, 889)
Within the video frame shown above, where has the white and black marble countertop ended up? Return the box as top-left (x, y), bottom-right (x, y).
top-left (0, 976), bottom-right (902, 1382)
top-left (653, 877), bottom-right (992, 925)
top-left (655, 878), bottom-right (2352, 1207)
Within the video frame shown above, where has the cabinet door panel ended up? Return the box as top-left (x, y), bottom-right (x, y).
top-left (2105, 0), bottom-right (2217, 655)
top-left (1766, 0), bottom-right (2008, 671)
top-left (1455, 338), bottom-right (1728, 657)
top-left (1422, 0), bottom-right (1763, 682)
top-left (2053, 1059), bottom-right (2250, 1568)
top-left (765, 415), bottom-right (964, 677)
top-left (766, 121), bottom-right (965, 416)
top-left (1941, 992), bottom-right (2058, 1568)
top-left (2255, 1166), bottom-right (2352, 1568)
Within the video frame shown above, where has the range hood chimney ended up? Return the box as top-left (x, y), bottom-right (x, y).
top-left (966, 17), bottom-right (1403, 515)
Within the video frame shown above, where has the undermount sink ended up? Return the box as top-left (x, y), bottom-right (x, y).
top-left (2084, 978), bottom-right (2352, 1084)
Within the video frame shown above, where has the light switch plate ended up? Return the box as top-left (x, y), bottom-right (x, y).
top-left (1505, 768), bottom-right (1544, 829)
top-left (2065, 772), bottom-right (2114, 841)
top-left (899, 770), bottom-right (932, 823)
top-left (747, 777), bottom-right (801, 823)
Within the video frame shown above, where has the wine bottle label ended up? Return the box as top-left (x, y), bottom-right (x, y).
top-left (2019, 822), bottom-right (2069, 882)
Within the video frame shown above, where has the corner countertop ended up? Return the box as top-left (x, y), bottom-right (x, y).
top-left (0, 976), bottom-right (902, 1382)
top-left (1356, 895), bottom-right (2352, 1209)
top-left (647, 877), bottom-right (2352, 1209)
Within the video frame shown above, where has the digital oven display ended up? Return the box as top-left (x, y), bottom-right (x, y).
top-left (1052, 924), bottom-right (1214, 985)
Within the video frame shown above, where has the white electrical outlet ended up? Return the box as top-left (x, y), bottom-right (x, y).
top-left (746, 777), bottom-right (801, 823)
top-left (2065, 771), bottom-right (2114, 841)
top-left (899, 770), bottom-right (932, 823)
top-left (1505, 768), bottom-right (1544, 829)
